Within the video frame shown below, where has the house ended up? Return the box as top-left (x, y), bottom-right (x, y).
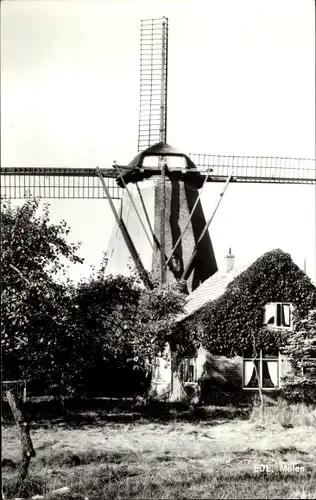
top-left (150, 249), bottom-right (316, 404)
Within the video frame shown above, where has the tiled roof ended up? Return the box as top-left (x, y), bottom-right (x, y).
top-left (178, 263), bottom-right (251, 322)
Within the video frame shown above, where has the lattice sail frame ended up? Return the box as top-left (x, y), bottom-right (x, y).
top-left (138, 17), bottom-right (168, 151)
top-left (189, 154), bottom-right (316, 184)
top-left (0, 167), bottom-right (123, 200)
top-left (1, 156), bottom-right (314, 200)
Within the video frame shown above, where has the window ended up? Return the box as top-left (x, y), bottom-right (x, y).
top-left (179, 357), bottom-right (197, 383)
top-left (243, 350), bottom-right (280, 390)
top-left (265, 303), bottom-right (292, 329)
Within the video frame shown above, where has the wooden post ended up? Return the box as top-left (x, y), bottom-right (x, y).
top-left (23, 381), bottom-right (27, 403)
top-left (251, 334), bottom-right (265, 424)
top-left (6, 389), bottom-right (36, 491)
top-left (181, 174), bottom-right (232, 281)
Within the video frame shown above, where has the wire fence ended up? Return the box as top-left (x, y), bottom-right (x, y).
top-left (2, 380), bottom-right (27, 403)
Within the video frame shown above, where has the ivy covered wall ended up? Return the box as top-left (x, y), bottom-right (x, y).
top-left (181, 249), bottom-right (316, 357)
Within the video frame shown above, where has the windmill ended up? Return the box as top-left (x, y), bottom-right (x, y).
top-left (1, 17), bottom-right (315, 292)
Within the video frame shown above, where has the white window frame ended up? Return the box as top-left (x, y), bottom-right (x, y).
top-left (264, 302), bottom-right (293, 330)
top-left (243, 349), bottom-right (281, 391)
top-left (179, 356), bottom-right (197, 383)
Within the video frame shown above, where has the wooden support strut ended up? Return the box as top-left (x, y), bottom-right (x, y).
top-left (96, 167), bottom-right (153, 290)
top-left (113, 164), bottom-right (154, 251)
top-left (135, 181), bottom-right (176, 275)
top-left (136, 182), bottom-right (157, 244)
top-left (180, 174), bottom-right (233, 281)
top-left (165, 165), bottom-right (213, 268)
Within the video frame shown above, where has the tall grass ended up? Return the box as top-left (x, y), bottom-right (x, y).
top-left (2, 402), bottom-right (316, 499)
top-left (250, 400), bottom-right (316, 427)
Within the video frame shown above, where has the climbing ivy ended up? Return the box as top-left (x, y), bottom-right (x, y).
top-left (181, 249), bottom-right (316, 356)
top-left (281, 309), bottom-right (316, 404)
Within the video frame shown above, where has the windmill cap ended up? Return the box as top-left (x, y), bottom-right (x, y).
top-left (127, 142), bottom-right (197, 170)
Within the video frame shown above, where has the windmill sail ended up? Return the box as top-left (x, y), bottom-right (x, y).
top-left (189, 154), bottom-right (315, 184)
top-left (138, 17), bottom-right (168, 151)
top-left (1, 155), bottom-right (314, 200)
top-left (0, 167), bottom-right (123, 200)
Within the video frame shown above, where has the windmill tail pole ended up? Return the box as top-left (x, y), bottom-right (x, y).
top-left (181, 174), bottom-right (233, 281)
top-left (96, 167), bottom-right (153, 290)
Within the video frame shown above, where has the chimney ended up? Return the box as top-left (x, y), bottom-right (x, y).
top-left (225, 248), bottom-right (235, 273)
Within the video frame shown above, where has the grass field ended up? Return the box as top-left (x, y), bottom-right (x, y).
top-left (2, 403), bottom-right (316, 499)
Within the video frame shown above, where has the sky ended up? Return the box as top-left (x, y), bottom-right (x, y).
top-left (1, 0), bottom-right (315, 282)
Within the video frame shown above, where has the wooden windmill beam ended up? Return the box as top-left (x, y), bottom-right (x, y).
top-left (96, 168), bottom-right (153, 290)
top-left (181, 174), bottom-right (232, 282)
top-left (135, 182), bottom-right (157, 245)
top-left (113, 164), bottom-right (154, 251)
top-left (134, 181), bottom-right (178, 277)
top-left (160, 160), bottom-right (167, 284)
top-left (165, 165), bottom-right (214, 268)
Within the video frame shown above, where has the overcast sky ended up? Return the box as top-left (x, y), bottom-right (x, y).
top-left (1, 0), bottom-right (315, 282)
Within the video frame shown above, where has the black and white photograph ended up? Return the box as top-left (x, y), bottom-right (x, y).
top-left (1, 0), bottom-right (315, 499)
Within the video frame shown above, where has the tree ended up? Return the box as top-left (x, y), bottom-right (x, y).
top-left (1, 198), bottom-right (85, 387)
top-left (281, 309), bottom-right (316, 404)
top-left (73, 271), bottom-right (187, 395)
top-left (1, 197), bottom-right (83, 493)
top-left (1, 197), bottom-right (187, 494)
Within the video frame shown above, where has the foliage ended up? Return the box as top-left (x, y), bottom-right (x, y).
top-left (1, 197), bottom-right (187, 396)
top-left (74, 273), bottom-right (187, 376)
top-left (1, 198), bottom-right (84, 393)
top-left (182, 249), bottom-right (316, 356)
top-left (75, 272), bottom-right (141, 362)
top-left (281, 309), bottom-right (316, 404)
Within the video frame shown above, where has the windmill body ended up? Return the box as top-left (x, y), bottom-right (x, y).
top-left (0, 17), bottom-right (315, 287)
top-left (105, 142), bottom-right (218, 292)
